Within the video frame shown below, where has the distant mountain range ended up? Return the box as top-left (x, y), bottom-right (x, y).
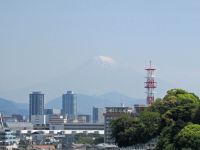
top-left (0, 97), bottom-right (28, 117)
top-left (0, 92), bottom-right (145, 117)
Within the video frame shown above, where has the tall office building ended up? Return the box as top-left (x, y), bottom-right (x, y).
top-left (29, 92), bottom-right (44, 121)
top-left (93, 107), bottom-right (104, 123)
top-left (62, 91), bottom-right (77, 120)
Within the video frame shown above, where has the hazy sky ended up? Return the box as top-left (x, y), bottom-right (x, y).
top-left (1, 1), bottom-right (200, 102)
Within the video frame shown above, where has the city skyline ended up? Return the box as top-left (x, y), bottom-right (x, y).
top-left (0, 1), bottom-right (199, 149)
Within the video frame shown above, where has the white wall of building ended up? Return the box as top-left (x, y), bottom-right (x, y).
top-left (31, 115), bottom-right (46, 125)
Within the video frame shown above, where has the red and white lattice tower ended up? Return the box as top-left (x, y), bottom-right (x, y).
top-left (145, 61), bottom-right (157, 105)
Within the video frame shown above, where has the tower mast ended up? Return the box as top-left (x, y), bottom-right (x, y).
top-left (145, 61), bottom-right (156, 105)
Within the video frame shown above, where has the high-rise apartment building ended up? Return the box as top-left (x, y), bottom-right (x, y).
top-left (29, 92), bottom-right (44, 121)
top-left (62, 91), bottom-right (77, 120)
top-left (93, 107), bottom-right (104, 123)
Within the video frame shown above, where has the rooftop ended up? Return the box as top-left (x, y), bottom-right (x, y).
top-left (31, 91), bottom-right (43, 94)
top-left (33, 145), bottom-right (56, 150)
top-left (105, 107), bottom-right (132, 109)
top-left (134, 104), bottom-right (146, 107)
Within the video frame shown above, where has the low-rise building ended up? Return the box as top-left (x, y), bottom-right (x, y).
top-left (78, 114), bottom-right (91, 123)
top-left (33, 124), bottom-right (50, 130)
top-left (31, 115), bottom-right (46, 125)
top-left (33, 145), bottom-right (56, 150)
top-left (7, 122), bottom-right (33, 130)
top-left (64, 123), bottom-right (104, 131)
top-left (77, 116), bottom-right (86, 123)
top-left (93, 107), bottom-right (104, 124)
top-left (12, 114), bottom-right (25, 122)
top-left (0, 129), bottom-right (18, 149)
top-left (49, 115), bottom-right (67, 130)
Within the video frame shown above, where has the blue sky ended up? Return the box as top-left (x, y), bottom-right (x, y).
top-left (1, 1), bottom-right (200, 102)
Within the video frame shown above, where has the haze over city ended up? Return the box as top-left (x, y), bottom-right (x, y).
top-left (1, 1), bottom-right (200, 103)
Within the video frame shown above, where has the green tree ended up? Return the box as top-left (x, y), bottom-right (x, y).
top-left (174, 123), bottom-right (200, 150)
top-left (94, 136), bottom-right (104, 144)
top-left (161, 103), bottom-right (199, 127)
top-left (111, 115), bottom-right (147, 147)
top-left (140, 111), bottom-right (161, 137)
top-left (155, 120), bottom-right (187, 150)
top-left (163, 89), bottom-right (200, 104)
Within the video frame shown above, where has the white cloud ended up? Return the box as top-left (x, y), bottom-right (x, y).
top-left (93, 56), bottom-right (116, 66)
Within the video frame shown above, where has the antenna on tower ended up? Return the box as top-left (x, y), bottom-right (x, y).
top-left (145, 61), bottom-right (157, 105)
top-left (150, 60), bottom-right (152, 68)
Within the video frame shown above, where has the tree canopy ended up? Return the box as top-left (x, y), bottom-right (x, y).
top-left (111, 89), bottom-right (200, 149)
top-left (175, 123), bottom-right (200, 149)
top-left (111, 115), bottom-right (147, 147)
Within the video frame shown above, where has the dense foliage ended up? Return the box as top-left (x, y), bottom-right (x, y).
top-left (111, 89), bottom-right (200, 149)
top-left (111, 115), bottom-right (146, 147)
top-left (175, 123), bottom-right (200, 149)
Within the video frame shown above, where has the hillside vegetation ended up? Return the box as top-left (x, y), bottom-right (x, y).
top-left (111, 89), bottom-right (200, 149)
